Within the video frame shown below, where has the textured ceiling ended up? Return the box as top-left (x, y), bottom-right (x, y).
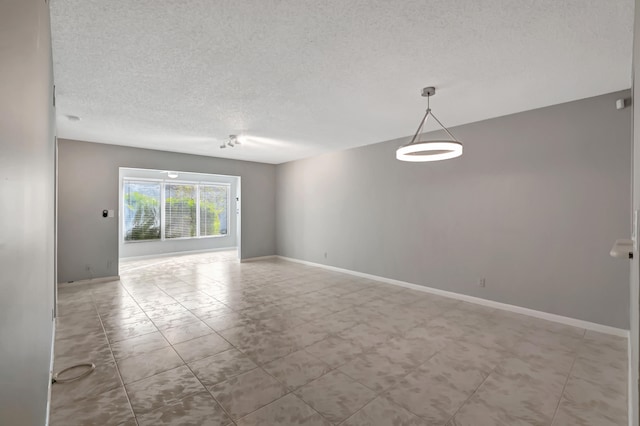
top-left (50, 0), bottom-right (634, 164)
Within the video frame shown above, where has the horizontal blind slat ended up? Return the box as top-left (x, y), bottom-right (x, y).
top-left (165, 184), bottom-right (196, 239)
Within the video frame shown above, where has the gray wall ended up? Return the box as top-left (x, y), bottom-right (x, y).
top-left (277, 91), bottom-right (632, 329)
top-left (119, 168), bottom-right (239, 258)
top-left (0, 0), bottom-right (56, 424)
top-left (629, 0), bottom-right (640, 422)
top-left (58, 140), bottom-right (276, 282)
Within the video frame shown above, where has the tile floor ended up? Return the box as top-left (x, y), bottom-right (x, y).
top-left (51, 251), bottom-right (628, 425)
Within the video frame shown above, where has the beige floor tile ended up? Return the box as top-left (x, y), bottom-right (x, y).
top-left (137, 391), bottom-right (232, 426)
top-left (50, 385), bottom-right (135, 426)
top-left (452, 365), bottom-right (566, 426)
top-left (368, 335), bottom-right (441, 368)
top-left (236, 393), bottom-right (331, 426)
top-left (305, 336), bottom-right (364, 368)
top-left (117, 346), bottom-right (184, 384)
top-left (555, 375), bottom-right (627, 426)
top-left (552, 399), bottom-right (626, 426)
top-left (461, 323), bottom-right (524, 351)
top-left (258, 314), bottom-right (309, 332)
top-left (150, 310), bottom-right (201, 330)
top-left (137, 295), bottom-right (179, 310)
top-left (110, 331), bottom-right (170, 360)
top-left (385, 350), bottom-right (488, 424)
top-left (523, 328), bottom-right (583, 355)
top-left (105, 318), bottom-right (158, 343)
top-left (571, 354), bottom-right (627, 390)
top-left (203, 312), bottom-right (255, 332)
top-left (579, 331), bottom-right (628, 365)
top-left (217, 322), bottom-right (271, 348)
top-left (55, 312), bottom-right (103, 341)
top-left (100, 309), bottom-right (149, 329)
top-left (126, 365), bottom-right (205, 415)
top-left (295, 370), bottom-right (376, 424)
top-left (160, 320), bottom-right (213, 345)
top-left (338, 352), bottom-right (415, 393)
top-left (209, 368), bottom-right (287, 420)
top-left (190, 304), bottom-right (234, 319)
top-left (188, 348), bottom-right (257, 387)
top-left (310, 315), bottom-right (358, 335)
top-left (143, 302), bottom-right (190, 319)
top-left (263, 349), bottom-right (332, 391)
top-left (508, 338), bottom-right (575, 375)
top-left (342, 396), bottom-right (428, 426)
top-left (414, 316), bottom-right (467, 340)
top-left (173, 332), bottom-right (232, 363)
top-left (238, 333), bottom-right (300, 364)
top-left (337, 323), bottom-right (395, 351)
top-left (434, 340), bottom-right (506, 375)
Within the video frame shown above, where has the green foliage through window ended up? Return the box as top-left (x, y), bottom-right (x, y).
top-left (123, 180), bottom-right (229, 242)
top-left (165, 184), bottom-right (197, 239)
top-left (124, 182), bottom-right (161, 241)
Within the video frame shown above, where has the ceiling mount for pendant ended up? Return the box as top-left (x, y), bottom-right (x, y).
top-left (220, 134), bottom-right (241, 149)
top-left (421, 86), bottom-right (436, 97)
top-left (396, 86), bottom-right (463, 162)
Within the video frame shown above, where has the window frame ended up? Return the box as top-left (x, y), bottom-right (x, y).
top-left (198, 183), bottom-right (230, 238)
top-left (122, 177), bottom-right (231, 244)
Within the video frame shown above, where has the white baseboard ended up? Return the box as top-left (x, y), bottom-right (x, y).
top-left (120, 246), bottom-right (237, 262)
top-left (277, 256), bottom-right (629, 338)
top-left (241, 255), bottom-right (277, 263)
top-left (629, 338), bottom-right (633, 426)
top-left (45, 320), bottom-right (55, 426)
top-left (58, 275), bottom-right (121, 287)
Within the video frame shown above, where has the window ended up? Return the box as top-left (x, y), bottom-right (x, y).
top-left (123, 179), bottom-right (230, 242)
top-left (200, 185), bottom-right (228, 236)
top-left (123, 181), bottom-right (161, 241)
top-left (165, 184), bottom-right (197, 239)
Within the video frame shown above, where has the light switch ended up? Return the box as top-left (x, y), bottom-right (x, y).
top-left (108, 209), bottom-right (115, 218)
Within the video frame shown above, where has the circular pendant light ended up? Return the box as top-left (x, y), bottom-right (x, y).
top-left (396, 87), bottom-right (462, 162)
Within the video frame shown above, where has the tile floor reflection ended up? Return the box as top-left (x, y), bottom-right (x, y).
top-left (51, 251), bottom-right (628, 425)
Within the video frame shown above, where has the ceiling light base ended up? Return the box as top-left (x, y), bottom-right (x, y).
top-left (421, 87), bottom-right (436, 97)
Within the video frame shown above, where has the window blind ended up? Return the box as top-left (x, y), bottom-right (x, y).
top-left (123, 181), bottom-right (161, 241)
top-left (199, 185), bottom-right (229, 236)
top-left (164, 184), bottom-right (196, 239)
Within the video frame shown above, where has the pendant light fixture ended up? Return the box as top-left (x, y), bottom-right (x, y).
top-left (396, 86), bottom-right (462, 162)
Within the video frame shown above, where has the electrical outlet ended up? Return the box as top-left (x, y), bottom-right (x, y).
top-left (478, 278), bottom-right (486, 288)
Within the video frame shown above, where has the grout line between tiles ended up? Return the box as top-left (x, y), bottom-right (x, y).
top-left (110, 271), bottom-right (190, 423)
top-left (93, 297), bottom-right (140, 426)
top-left (443, 361), bottom-right (501, 425)
top-left (549, 349), bottom-right (581, 425)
